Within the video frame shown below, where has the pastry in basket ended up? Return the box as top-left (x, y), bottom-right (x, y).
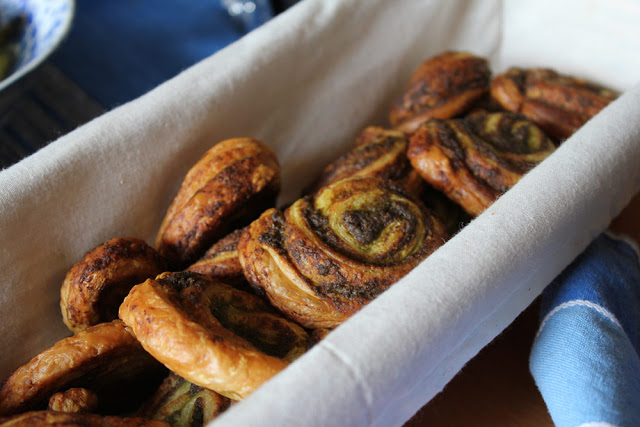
top-left (389, 51), bottom-right (491, 133)
top-left (490, 67), bottom-right (618, 141)
top-left (137, 372), bottom-right (232, 427)
top-left (0, 411), bottom-right (169, 426)
top-left (60, 237), bottom-right (167, 334)
top-left (186, 227), bottom-right (249, 291)
top-left (155, 137), bottom-right (281, 269)
top-left (305, 126), bottom-right (424, 197)
top-left (119, 271), bottom-right (311, 400)
top-left (238, 176), bottom-right (448, 330)
top-left (0, 320), bottom-right (165, 417)
top-left (407, 111), bottom-right (556, 216)
top-left (47, 388), bottom-right (98, 413)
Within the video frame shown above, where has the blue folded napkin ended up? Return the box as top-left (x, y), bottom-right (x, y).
top-left (530, 232), bottom-right (640, 427)
top-left (51, 1), bottom-right (277, 108)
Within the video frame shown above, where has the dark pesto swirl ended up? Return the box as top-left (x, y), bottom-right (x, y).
top-left (238, 176), bottom-right (448, 329)
top-left (491, 67), bottom-right (618, 141)
top-left (407, 111), bottom-right (556, 216)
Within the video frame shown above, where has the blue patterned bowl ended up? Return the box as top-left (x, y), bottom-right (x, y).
top-left (0, 0), bottom-right (74, 91)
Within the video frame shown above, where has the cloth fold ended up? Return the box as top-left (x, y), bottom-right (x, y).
top-left (530, 232), bottom-right (640, 427)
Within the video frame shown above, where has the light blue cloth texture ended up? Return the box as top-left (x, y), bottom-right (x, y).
top-left (530, 233), bottom-right (640, 427)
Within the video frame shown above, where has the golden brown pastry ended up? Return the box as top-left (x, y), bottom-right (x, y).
top-left (407, 111), bottom-right (556, 216)
top-left (60, 237), bottom-right (167, 334)
top-left (155, 138), bottom-right (281, 269)
top-left (47, 388), bottom-right (98, 414)
top-left (238, 176), bottom-right (448, 329)
top-left (389, 51), bottom-right (491, 133)
top-left (306, 126), bottom-right (424, 197)
top-left (0, 411), bottom-right (168, 427)
top-left (186, 228), bottom-right (248, 290)
top-left (0, 320), bottom-right (164, 417)
top-left (138, 372), bottom-right (232, 427)
top-left (491, 67), bottom-right (618, 141)
top-left (119, 271), bottom-right (311, 400)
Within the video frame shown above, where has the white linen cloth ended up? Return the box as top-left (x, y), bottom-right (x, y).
top-left (1, 0), bottom-right (639, 425)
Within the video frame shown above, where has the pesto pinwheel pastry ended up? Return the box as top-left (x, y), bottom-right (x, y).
top-left (490, 67), bottom-right (618, 141)
top-left (138, 372), bottom-right (231, 427)
top-left (60, 237), bottom-right (167, 334)
top-left (238, 176), bottom-right (448, 330)
top-left (119, 271), bottom-right (311, 400)
top-left (0, 411), bottom-right (168, 427)
top-left (0, 320), bottom-right (165, 417)
top-left (306, 126), bottom-right (424, 197)
top-left (155, 138), bottom-right (280, 269)
top-left (186, 228), bottom-right (248, 290)
top-left (407, 111), bottom-right (556, 216)
top-left (389, 51), bottom-right (491, 133)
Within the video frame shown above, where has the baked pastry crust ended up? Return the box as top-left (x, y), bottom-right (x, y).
top-left (306, 126), bottom-right (424, 197)
top-left (155, 138), bottom-right (280, 269)
top-left (186, 228), bottom-right (247, 289)
top-left (119, 272), bottom-right (309, 400)
top-left (239, 176), bottom-right (448, 329)
top-left (0, 411), bottom-right (168, 426)
top-left (407, 111), bottom-right (556, 216)
top-left (389, 51), bottom-right (491, 133)
top-left (60, 237), bottom-right (167, 333)
top-left (491, 67), bottom-right (618, 141)
top-left (47, 388), bottom-right (98, 413)
top-left (0, 320), bottom-right (163, 416)
top-left (138, 372), bottom-right (231, 426)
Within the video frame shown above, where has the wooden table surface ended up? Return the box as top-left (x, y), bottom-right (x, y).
top-left (405, 193), bottom-right (640, 426)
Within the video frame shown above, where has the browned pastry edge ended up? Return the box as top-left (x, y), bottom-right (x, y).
top-left (306, 126), bottom-right (424, 197)
top-left (0, 320), bottom-right (164, 417)
top-left (490, 67), bottom-right (618, 141)
top-left (0, 411), bottom-right (169, 427)
top-left (155, 137), bottom-right (281, 269)
top-left (60, 237), bottom-right (167, 334)
top-left (389, 51), bottom-right (491, 133)
top-left (186, 227), bottom-right (248, 290)
top-left (119, 274), bottom-right (291, 400)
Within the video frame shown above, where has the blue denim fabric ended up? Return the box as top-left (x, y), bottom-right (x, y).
top-left (530, 233), bottom-right (640, 427)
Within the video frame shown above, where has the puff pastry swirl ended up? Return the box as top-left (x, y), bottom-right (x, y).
top-left (0, 320), bottom-right (163, 417)
top-left (389, 51), bottom-right (491, 133)
top-left (60, 237), bottom-right (167, 333)
top-left (238, 176), bottom-right (448, 329)
top-left (490, 67), bottom-right (618, 141)
top-left (119, 272), bottom-right (310, 400)
top-left (306, 126), bottom-right (424, 197)
top-left (155, 138), bottom-right (280, 269)
top-left (407, 111), bottom-right (556, 216)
